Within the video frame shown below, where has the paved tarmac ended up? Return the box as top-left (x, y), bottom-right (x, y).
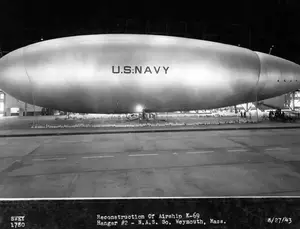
top-left (0, 128), bottom-right (300, 197)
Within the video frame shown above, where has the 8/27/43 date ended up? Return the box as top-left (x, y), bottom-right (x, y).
top-left (266, 217), bottom-right (292, 224)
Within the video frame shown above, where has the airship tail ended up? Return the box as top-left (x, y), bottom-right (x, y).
top-left (255, 51), bottom-right (300, 101)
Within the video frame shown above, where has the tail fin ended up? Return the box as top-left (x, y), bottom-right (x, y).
top-left (257, 95), bottom-right (286, 111)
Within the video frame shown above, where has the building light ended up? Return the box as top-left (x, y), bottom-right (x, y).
top-left (10, 107), bottom-right (19, 113)
top-left (135, 104), bottom-right (144, 113)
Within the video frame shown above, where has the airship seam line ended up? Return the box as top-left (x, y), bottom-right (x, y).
top-left (23, 47), bottom-right (36, 107)
top-left (254, 51), bottom-right (262, 98)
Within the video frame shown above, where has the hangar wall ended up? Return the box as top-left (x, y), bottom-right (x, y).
top-left (0, 90), bottom-right (42, 116)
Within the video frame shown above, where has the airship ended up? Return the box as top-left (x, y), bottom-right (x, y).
top-left (0, 34), bottom-right (299, 114)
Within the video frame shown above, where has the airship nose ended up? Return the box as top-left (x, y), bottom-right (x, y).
top-left (0, 48), bottom-right (34, 104)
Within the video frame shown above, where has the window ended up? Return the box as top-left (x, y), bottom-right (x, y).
top-left (0, 93), bottom-right (4, 99)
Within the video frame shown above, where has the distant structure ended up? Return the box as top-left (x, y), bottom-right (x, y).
top-left (0, 90), bottom-right (42, 117)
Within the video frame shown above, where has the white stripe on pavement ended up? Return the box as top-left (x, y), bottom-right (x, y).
top-left (186, 151), bottom-right (214, 154)
top-left (227, 149), bottom-right (248, 152)
top-left (265, 147), bottom-right (289, 151)
top-left (33, 158), bottom-right (66, 161)
top-left (128, 154), bottom-right (158, 157)
top-left (82, 156), bottom-right (114, 159)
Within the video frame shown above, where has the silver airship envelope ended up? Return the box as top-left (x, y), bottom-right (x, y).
top-left (0, 34), bottom-right (300, 113)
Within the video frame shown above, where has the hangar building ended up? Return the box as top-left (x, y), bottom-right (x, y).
top-left (0, 90), bottom-right (42, 117)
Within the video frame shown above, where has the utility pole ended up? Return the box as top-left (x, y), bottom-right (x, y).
top-left (269, 45), bottom-right (275, 54)
top-left (125, 19), bottom-right (128, 33)
top-left (166, 21), bottom-right (169, 35)
top-left (202, 23), bottom-right (207, 40)
top-left (182, 21), bottom-right (187, 36)
top-left (248, 26), bottom-right (252, 49)
top-left (145, 20), bottom-right (150, 34)
top-left (234, 105), bottom-right (237, 114)
top-left (0, 48), bottom-right (4, 116)
top-left (255, 91), bottom-right (259, 122)
top-left (292, 92), bottom-right (295, 111)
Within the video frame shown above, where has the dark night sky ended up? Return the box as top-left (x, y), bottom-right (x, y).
top-left (1, 0), bottom-right (300, 63)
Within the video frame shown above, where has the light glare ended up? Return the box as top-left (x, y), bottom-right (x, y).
top-left (135, 104), bottom-right (144, 113)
